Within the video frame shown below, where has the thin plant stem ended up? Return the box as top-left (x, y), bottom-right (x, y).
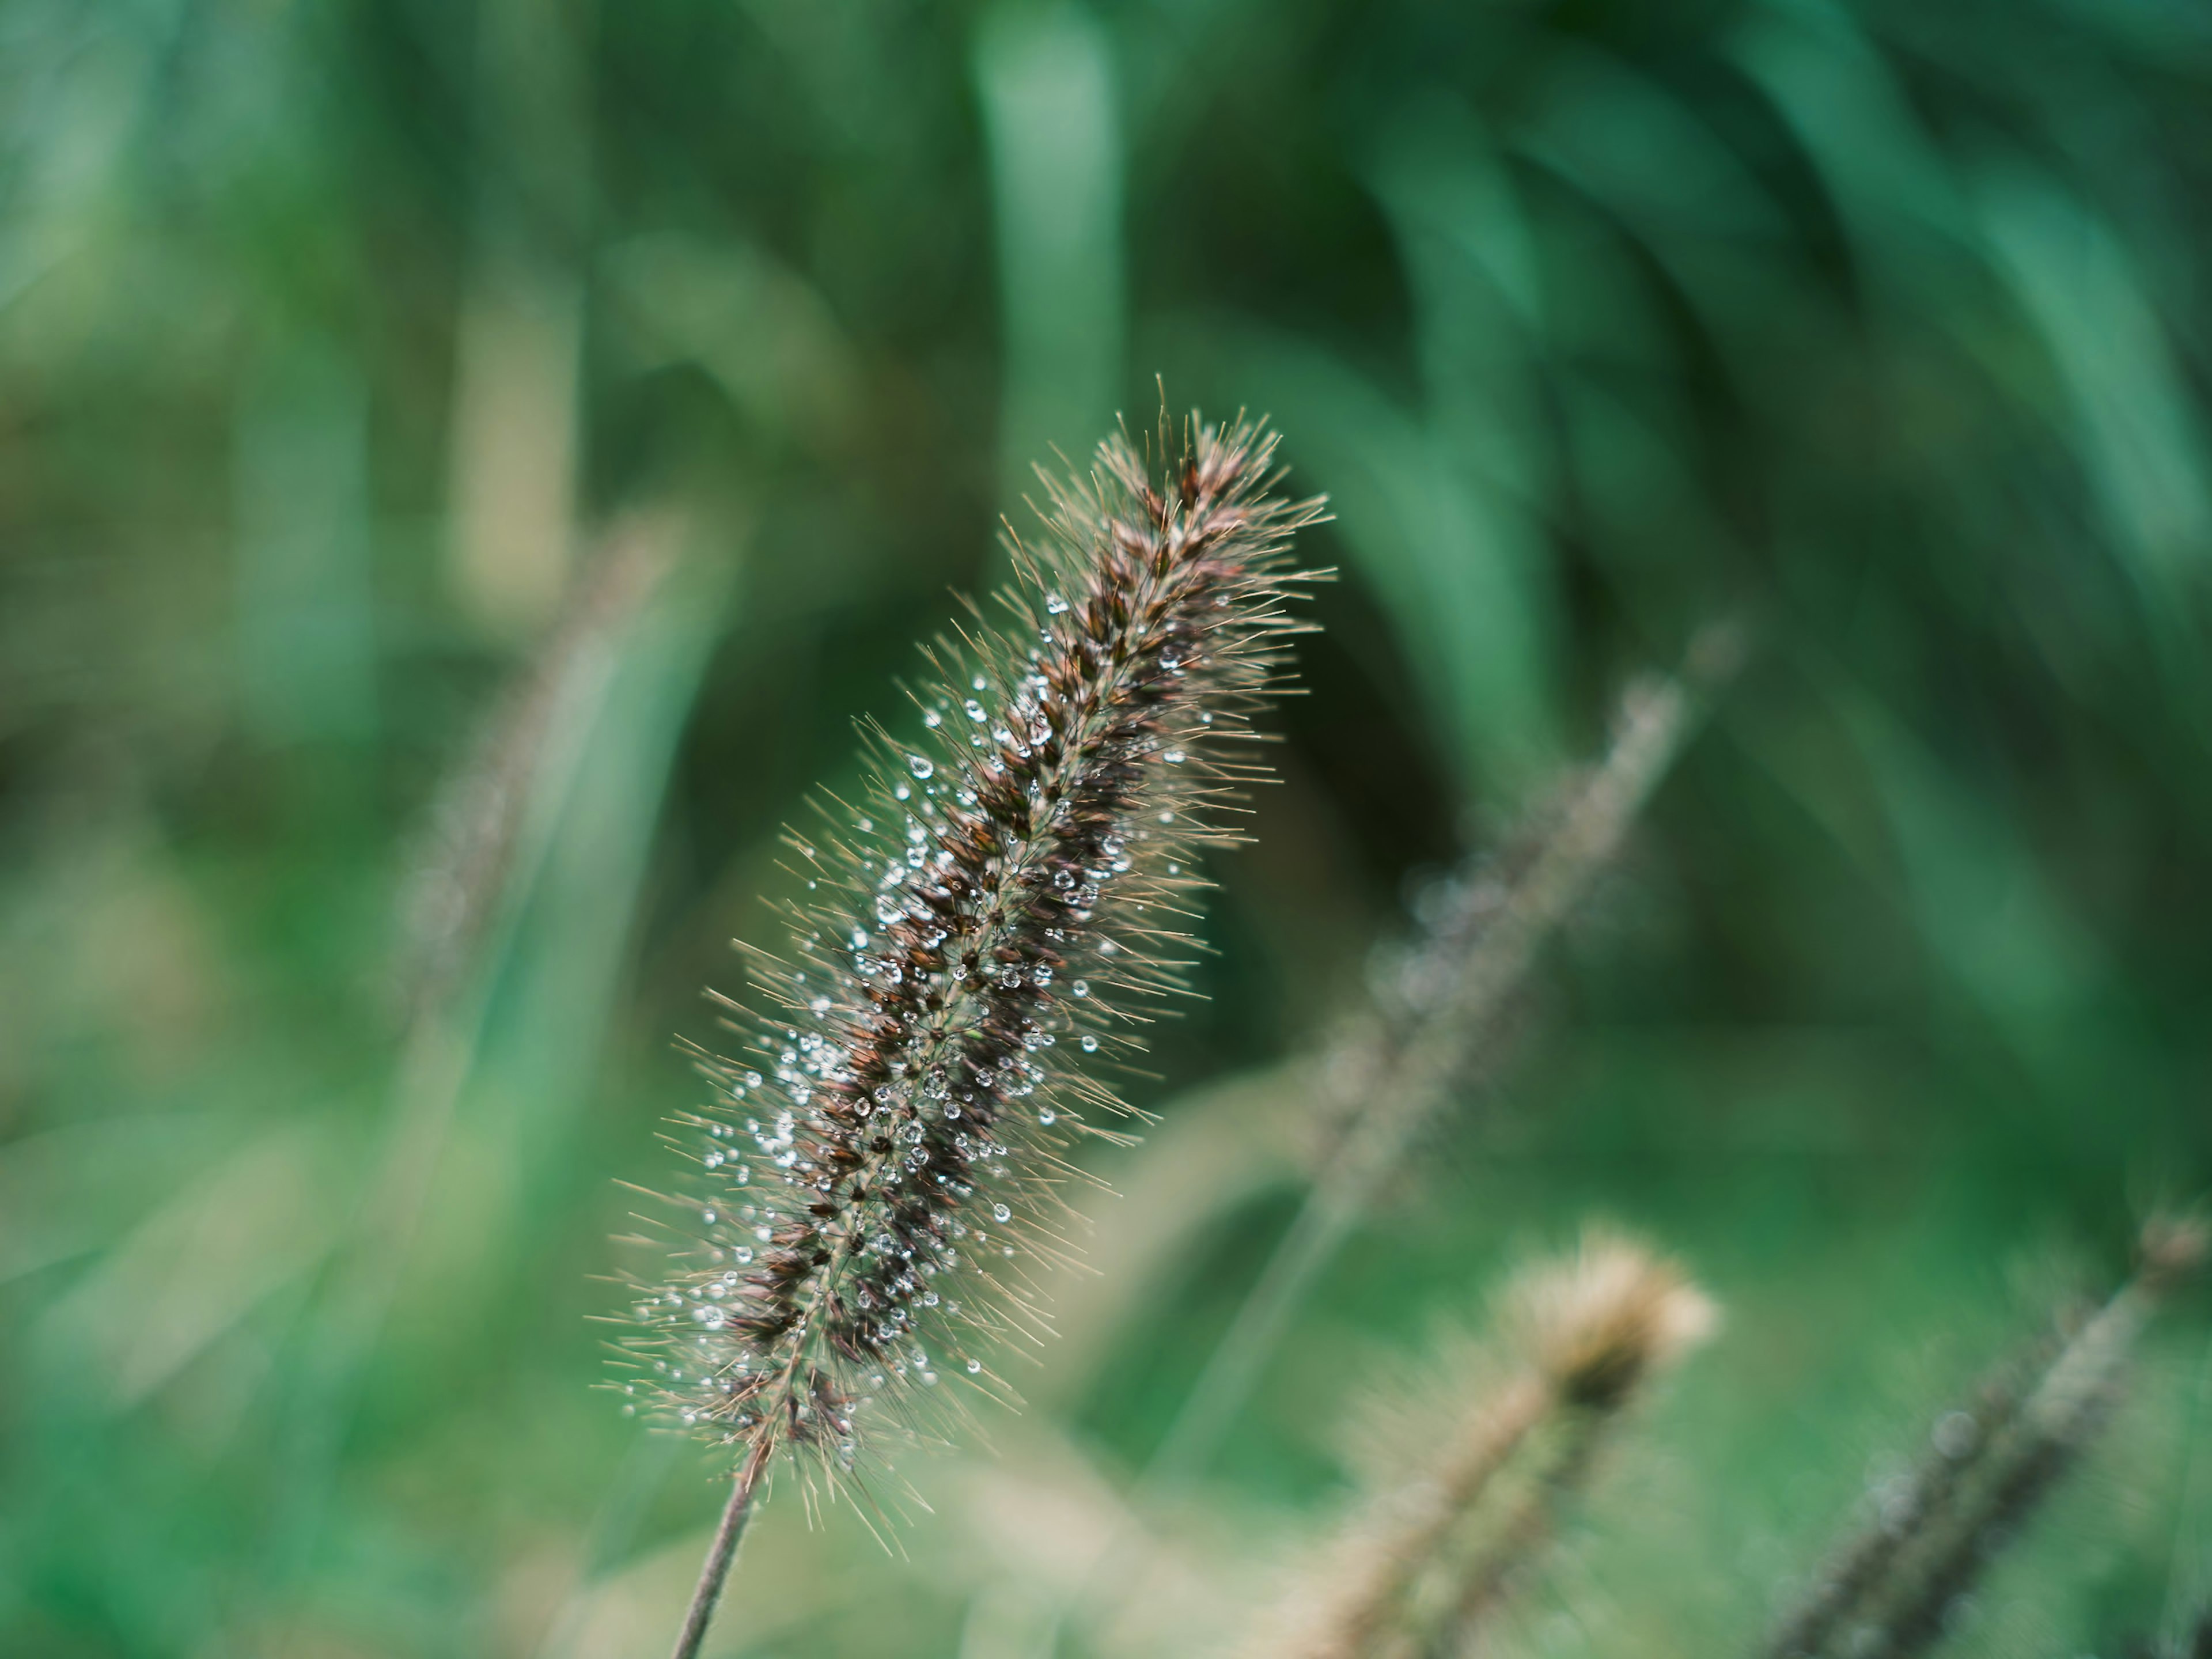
top-left (671, 1437), bottom-right (775, 1659)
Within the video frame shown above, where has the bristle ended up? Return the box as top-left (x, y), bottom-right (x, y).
top-left (610, 414), bottom-right (1321, 1494)
top-left (1762, 1217), bottom-right (2207, 1659)
top-left (1251, 1230), bottom-right (1714, 1659)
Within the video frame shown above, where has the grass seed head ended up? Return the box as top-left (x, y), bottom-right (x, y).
top-left (610, 413), bottom-right (1321, 1495)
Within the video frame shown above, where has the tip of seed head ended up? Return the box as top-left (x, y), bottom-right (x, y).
top-left (1506, 1229), bottom-right (1718, 1409)
top-left (2139, 1212), bottom-right (2210, 1296)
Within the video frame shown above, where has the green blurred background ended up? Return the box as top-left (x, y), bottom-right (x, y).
top-left (3, 0), bottom-right (2211, 1654)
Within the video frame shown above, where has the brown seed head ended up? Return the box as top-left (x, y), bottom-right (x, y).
top-left (609, 414), bottom-right (1321, 1490)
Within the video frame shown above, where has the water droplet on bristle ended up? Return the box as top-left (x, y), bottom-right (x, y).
top-left (907, 755), bottom-right (935, 779)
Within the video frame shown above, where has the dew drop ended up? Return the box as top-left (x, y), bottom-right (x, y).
top-left (1080, 1035), bottom-right (1099, 1052)
top-left (907, 754), bottom-right (935, 779)
top-left (923, 709), bottom-right (943, 728)
top-left (1071, 980), bottom-right (1089, 997)
top-left (967, 1358), bottom-right (983, 1373)
top-left (964, 699), bottom-right (987, 722)
top-left (702, 1209), bottom-right (718, 1226)
top-left (992, 1203), bottom-right (1012, 1224)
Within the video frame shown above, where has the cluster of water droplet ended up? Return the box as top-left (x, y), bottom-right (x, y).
top-left (611, 418), bottom-right (1316, 1476)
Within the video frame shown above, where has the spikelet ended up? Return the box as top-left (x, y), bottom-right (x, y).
top-left (1763, 1216), bottom-right (2209, 1659)
top-left (1250, 1230), bottom-right (1716, 1659)
top-left (610, 415), bottom-right (1321, 1505)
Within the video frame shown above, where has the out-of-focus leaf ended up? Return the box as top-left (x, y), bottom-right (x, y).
top-left (1972, 166), bottom-right (2212, 600)
top-left (35, 1122), bottom-right (337, 1408)
top-left (602, 233), bottom-right (863, 453)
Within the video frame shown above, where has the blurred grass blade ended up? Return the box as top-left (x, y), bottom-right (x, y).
top-left (1972, 166), bottom-right (2212, 605)
top-left (1195, 321), bottom-right (1557, 794)
top-left (35, 1123), bottom-right (337, 1410)
top-left (1367, 97), bottom-right (1563, 789)
top-left (232, 338), bottom-right (378, 746)
top-left (447, 0), bottom-right (595, 637)
top-left (261, 514), bottom-right (741, 1596)
top-left (975, 0), bottom-right (1126, 495)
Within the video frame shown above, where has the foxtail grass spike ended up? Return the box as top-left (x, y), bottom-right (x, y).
top-left (1763, 1216), bottom-right (2209, 1659)
top-left (1251, 1230), bottom-right (1715, 1659)
top-left (609, 414), bottom-right (1321, 1657)
top-left (1138, 631), bottom-right (1741, 1512)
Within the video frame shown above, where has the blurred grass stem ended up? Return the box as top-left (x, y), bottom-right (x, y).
top-left (1142, 634), bottom-right (1734, 1509)
top-left (258, 520), bottom-right (699, 1598)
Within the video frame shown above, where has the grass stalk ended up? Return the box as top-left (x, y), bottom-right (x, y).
top-left (670, 1437), bottom-right (775, 1659)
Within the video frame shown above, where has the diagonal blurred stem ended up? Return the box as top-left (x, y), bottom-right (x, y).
top-left (1139, 635), bottom-right (1734, 1511)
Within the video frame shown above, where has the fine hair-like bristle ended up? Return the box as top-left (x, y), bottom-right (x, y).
top-left (612, 414), bottom-right (1321, 1501)
top-left (1249, 1229), bottom-right (1715, 1659)
top-left (1762, 1216), bottom-right (2209, 1659)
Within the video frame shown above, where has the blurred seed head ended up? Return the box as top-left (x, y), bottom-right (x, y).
top-left (1506, 1228), bottom-right (1721, 1411)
